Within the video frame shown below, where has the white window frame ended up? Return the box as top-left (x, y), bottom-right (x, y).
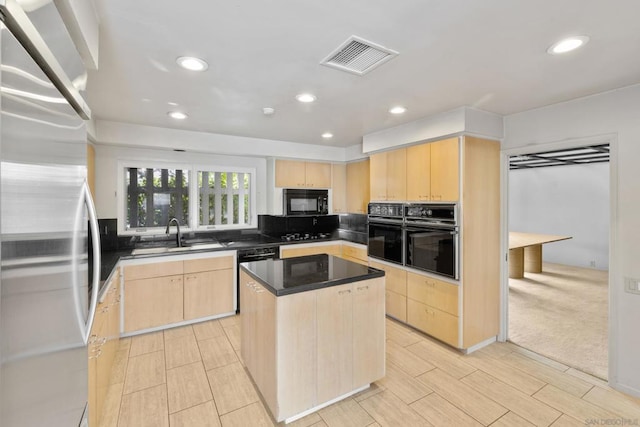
top-left (117, 161), bottom-right (257, 235)
top-left (193, 164), bottom-right (257, 231)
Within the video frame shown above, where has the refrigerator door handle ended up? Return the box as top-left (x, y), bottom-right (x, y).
top-left (72, 181), bottom-right (101, 344)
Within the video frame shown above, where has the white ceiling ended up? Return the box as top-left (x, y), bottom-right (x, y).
top-left (87, 0), bottom-right (640, 148)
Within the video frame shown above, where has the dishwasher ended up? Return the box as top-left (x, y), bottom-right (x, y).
top-left (236, 245), bottom-right (280, 313)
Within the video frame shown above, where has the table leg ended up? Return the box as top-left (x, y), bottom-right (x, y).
top-left (524, 244), bottom-right (542, 273)
top-left (508, 247), bottom-right (524, 279)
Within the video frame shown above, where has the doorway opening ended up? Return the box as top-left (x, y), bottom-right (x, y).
top-left (506, 143), bottom-right (610, 380)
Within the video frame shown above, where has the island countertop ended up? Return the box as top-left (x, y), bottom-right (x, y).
top-left (240, 254), bottom-right (384, 296)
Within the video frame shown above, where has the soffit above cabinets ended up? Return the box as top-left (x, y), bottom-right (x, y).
top-left (509, 144), bottom-right (610, 170)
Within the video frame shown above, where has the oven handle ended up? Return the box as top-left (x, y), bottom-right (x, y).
top-left (405, 226), bottom-right (458, 235)
top-left (368, 218), bottom-right (404, 226)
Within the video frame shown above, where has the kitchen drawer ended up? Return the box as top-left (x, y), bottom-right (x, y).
top-left (124, 260), bottom-right (183, 281)
top-left (342, 245), bottom-right (367, 262)
top-left (184, 255), bottom-right (234, 274)
top-left (406, 271), bottom-right (458, 316)
top-left (370, 261), bottom-right (407, 296)
top-left (385, 289), bottom-right (407, 322)
top-left (407, 299), bottom-right (458, 347)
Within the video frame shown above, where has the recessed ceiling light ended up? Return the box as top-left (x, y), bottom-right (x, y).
top-left (263, 107), bottom-right (275, 115)
top-left (176, 56), bottom-right (209, 71)
top-left (389, 106), bottom-right (407, 114)
top-left (547, 36), bottom-right (589, 55)
top-left (296, 93), bottom-right (316, 103)
top-left (322, 132), bottom-right (333, 139)
top-left (167, 101), bottom-right (178, 106)
top-left (168, 111), bottom-right (188, 120)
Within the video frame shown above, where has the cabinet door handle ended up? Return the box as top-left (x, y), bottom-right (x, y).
top-left (255, 289), bottom-right (265, 293)
top-left (338, 289), bottom-right (351, 295)
top-left (88, 334), bottom-right (98, 344)
top-left (357, 285), bottom-right (369, 291)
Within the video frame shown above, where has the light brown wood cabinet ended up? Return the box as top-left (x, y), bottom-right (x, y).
top-left (407, 299), bottom-right (459, 347)
top-left (241, 271), bottom-right (385, 422)
top-left (184, 256), bottom-right (234, 320)
top-left (352, 279), bottom-right (385, 388)
top-left (346, 159), bottom-right (370, 214)
top-left (368, 136), bottom-right (500, 350)
top-left (406, 271), bottom-right (459, 347)
top-left (406, 271), bottom-right (458, 316)
top-left (124, 274), bottom-right (184, 332)
top-left (316, 283), bottom-right (353, 403)
top-left (430, 137), bottom-right (459, 201)
top-left (275, 159), bottom-right (331, 188)
top-left (369, 149), bottom-right (406, 201)
top-left (123, 254), bottom-right (235, 333)
top-left (280, 243), bottom-right (342, 258)
top-left (406, 137), bottom-right (459, 201)
top-left (369, 260), bottom-right (407, 322)
top-left (331, 163), bottom-right (347, 213)
top-left (88, 269), bottom-right (121, 427)
top-left (341, 243), bottom-right (368, 265)
top-left (240, 271), bottom-right (277, 413)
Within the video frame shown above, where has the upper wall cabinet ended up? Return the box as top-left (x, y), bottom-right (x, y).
top-left (332, 163), bottom-right (347, 214)
top-left (406, 137), bottom-right (459, 202)
top-left (369, 149), bottom-right (406, 201)
top-left (275, 160), bottom-right (331, 188)
top-left (332, 160), bottom-right (370, 214)
top-left (346, 159), bottom-right (370, 214)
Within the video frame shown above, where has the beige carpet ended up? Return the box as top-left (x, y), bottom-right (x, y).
top-left (508, 262), bottom-right (608, 379)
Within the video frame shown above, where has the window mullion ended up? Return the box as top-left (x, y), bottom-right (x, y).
top-left (226, 175), bottom-right (233, 225)
top-left (214, 172), bottom-right (222, 225)
top-left (238, 173), bottom-right (245, 225)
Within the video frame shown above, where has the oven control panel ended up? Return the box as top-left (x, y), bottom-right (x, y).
top-left (368, 203), bottom-right (404, 218)
top-left (404, 203), bottom-right (457, 223)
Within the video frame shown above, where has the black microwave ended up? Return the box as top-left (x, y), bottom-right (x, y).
top-left (283, 189), bottom-right (329, 216)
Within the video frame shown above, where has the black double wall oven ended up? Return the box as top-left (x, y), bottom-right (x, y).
top-left (367, 203), bottom-right (404, 265)
top-left (404, 204), bottom-right (458, 279)
top-left (368, 202), bottom-right (459, 280)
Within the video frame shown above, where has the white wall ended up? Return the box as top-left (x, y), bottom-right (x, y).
top-left (504, 83), bottom-right (640, 396)
top-left (509, 163), bottom-right (609, 269)
top-left (94, 144), bottom-right (268, 220)
top-left (96, 121), bottom-right (346, 161)
top-left (362, 106), bottom-right (503, 153)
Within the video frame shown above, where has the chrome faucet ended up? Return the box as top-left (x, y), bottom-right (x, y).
top-left (165, 217), bottom-right (182, 247)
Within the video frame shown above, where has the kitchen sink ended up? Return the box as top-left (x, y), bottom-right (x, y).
top-left (131, 242), bottom-right (223, 255)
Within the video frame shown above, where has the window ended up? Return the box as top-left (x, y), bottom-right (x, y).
top-left (125, 167), bottom-right (189, 230)
top-left (120, 163), bottom-right (256, 234)
top-left (198, 171), bottom-right (250, 227)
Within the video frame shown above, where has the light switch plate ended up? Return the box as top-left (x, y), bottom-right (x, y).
top-left (624, 277), bottom-right (640, 294)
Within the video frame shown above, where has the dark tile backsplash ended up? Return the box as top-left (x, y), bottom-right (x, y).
top-left (259, 215), bottom-right (339, 237)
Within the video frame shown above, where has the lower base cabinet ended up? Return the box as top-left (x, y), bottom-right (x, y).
top-left (88, 269), bottom-right (121, 427)
top-left (123, 253), bottom-right (235, 333)
top-left (240, 271), bottom-right (385, 422)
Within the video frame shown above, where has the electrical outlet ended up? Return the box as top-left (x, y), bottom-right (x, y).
top-left (589, 260), bottom-right (596, 268)
top-left (624, 277), bottom-right (640, 295)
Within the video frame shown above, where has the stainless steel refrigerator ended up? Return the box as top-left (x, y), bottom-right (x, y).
top-left (0, 1), bottom-right (100, 426)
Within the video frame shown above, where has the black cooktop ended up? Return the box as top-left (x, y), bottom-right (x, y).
top-left (220, 235), bottom-right (282, 248)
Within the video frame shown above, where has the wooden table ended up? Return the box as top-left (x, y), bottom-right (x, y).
top-left (509, 232), bottom-right (572, 279)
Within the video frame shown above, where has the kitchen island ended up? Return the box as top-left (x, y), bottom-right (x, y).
top-left (240, 254), bottom-right (385, 423)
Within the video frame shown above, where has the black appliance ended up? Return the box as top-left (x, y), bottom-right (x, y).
top-left (404, 204), bottom-right (459, 279)
top-left (236, 245), bottom-right (280, 312)
top-left (367, 203), bottom-right (404, 265)
top-left (283, 189), bottom-right (329, 216)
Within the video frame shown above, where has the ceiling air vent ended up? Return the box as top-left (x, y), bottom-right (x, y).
top-left (321, 36), bottom-right (398, 76)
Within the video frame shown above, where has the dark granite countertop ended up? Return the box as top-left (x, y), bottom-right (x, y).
top-left (98, 236), bottom-right (368, 299)
top-left (240, 254), bottom-right (384, 297)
